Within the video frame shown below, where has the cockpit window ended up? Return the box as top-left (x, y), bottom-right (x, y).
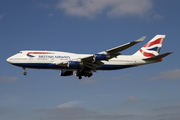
top-left (18, 52), bottom-right (22, 54)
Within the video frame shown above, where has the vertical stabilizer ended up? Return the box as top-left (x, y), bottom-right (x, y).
top-left (133, 35), bottom-right (166, 58)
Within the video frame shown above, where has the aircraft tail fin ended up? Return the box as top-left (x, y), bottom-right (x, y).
top-left (133, 35), bottom-right (166, 58)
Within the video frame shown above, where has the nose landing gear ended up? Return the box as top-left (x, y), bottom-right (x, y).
top-left (23, 68), bottom-right (27, 75)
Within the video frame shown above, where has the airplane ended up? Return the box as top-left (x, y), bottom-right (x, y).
top-left (6, 35), bottom-right (172, 79)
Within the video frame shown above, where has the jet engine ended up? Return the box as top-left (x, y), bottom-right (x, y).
top-left (94, 54), bottom-right (110, 61)
top-left (67, 61), bottom-right (83, 68)
top-left (59, 70), bottom-right (73, 76)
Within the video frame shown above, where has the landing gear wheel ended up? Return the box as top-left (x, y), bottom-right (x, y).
top-left (23, 68), bottom-right (27, 75)
top-left (88, 73), bottom-right (93, 77)
top-left (79, 76), bottom-right (82, 80)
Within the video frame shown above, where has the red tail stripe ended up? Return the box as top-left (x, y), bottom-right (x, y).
top-left (143, 38), bottom-right (164, 47)
top-left (139, 49), bottom-right (155, 57)
top-left (27, 52), bottom-right (51, 54)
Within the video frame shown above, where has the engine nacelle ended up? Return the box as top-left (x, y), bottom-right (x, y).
top-left (94, 54), bottom-right (110, 61)
top-left (67, 61), bottom-right (83, 68)
top-left (60, 70), bottom-right (73, 76)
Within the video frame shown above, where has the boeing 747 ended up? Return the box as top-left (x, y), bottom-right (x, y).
top-left (6, 35), bottom-right (172, 79)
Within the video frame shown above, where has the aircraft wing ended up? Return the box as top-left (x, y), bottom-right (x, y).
top-left (81, 56), bottom-right (104, 70)
top-left (56, 61), bottom-right (68, 66)
top-left (56, 55), bottom-right (104, 70)
top-left (56, 36), bottom-right (145, 70)
top-left (100, 36), bottom-right (146, 54)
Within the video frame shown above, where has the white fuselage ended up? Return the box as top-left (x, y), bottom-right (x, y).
top-left (6, 50), bottom-right (157, 71)
top-left (6, 35), bottom-right (171, 79)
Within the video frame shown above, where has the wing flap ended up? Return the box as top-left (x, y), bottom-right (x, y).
top-left (85, 61), bottom-right (104, 70)
top-left (81, 55), bottom-right (94, 63)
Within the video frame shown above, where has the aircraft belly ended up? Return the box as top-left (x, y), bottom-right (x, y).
top-left (11, 63), bottom-right (80, 70)
top-left (97, 64), bottom-right (135, 70)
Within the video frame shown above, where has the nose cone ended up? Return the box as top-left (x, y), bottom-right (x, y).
top-left (6, 57), bottom-right (12, 64)
top-left (6, 57), bottom-right (10, 63)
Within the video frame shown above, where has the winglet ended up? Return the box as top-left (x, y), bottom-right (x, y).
top-left (143, 52), bottom-right (172, 61)
top-left (135, 36), bottom-right (146, 43)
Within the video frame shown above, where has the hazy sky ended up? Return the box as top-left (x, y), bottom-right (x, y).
top-left (1, 0), bottom-right (180, 120)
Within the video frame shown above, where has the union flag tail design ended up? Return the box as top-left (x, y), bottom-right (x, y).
top-left (133, 35), bottom-right (165, 58)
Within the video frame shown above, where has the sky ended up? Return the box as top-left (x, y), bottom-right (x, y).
top-left (1, 0), bottom-right (180, 120)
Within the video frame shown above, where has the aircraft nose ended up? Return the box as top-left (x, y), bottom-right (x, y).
top-left (6, 57), bottom-right (11, 63)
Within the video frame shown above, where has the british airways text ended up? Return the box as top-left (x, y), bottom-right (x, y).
top-left (39, 55), bottom-right (70, 59)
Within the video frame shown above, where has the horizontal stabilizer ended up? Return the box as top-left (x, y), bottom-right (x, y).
top-left (143, 52), bottom-right (172, 61)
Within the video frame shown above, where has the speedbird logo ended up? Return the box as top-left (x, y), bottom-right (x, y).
top-left (140, 37), bottom-right (164, 57)
top-left (27, 52), bottom-right (52, 57)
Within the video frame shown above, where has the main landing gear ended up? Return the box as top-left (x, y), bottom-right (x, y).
top-left (23, 68), bottom-right (27, 75)
top-left (76, 71), bottom-right (93, 80)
